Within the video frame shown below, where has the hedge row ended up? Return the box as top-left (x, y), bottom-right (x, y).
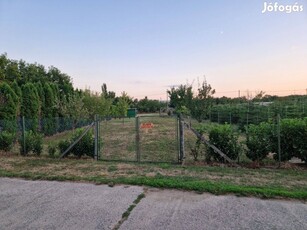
top-left (201, 118), bottom-right (307, 163)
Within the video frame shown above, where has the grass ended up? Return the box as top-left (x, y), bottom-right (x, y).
top-left (0, 155), bottom-right (307, 200)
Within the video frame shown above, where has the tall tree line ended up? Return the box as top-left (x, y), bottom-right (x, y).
top-left (0, 54), bottom-right (139, 134)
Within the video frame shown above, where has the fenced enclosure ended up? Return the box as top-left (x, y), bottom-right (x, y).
top-left (0, 114), bottom-right (181, 163)
top-left (138, 115), bottom-right (178, 163)
top-left (1, 99), bottom-right (306, 166)
top-left (99, 117), bottom-right (136, 162)
top-left (98, 115), bottom-right (179, 163)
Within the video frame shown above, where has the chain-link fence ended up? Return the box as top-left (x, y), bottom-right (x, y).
top-left (98, 115), bottom-right (179, 163)
top-left (183, 100), bottom-right (307, 164)
top-left (0, 117), bottom-right (92, 156)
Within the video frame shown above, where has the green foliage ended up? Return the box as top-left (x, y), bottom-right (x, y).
top-left (0, 131), bottom-right (16, 151)
top-left (167, 84), bottom-right (193, 112)
top-left (246, 122), bottom-right (274, 162)
top-left (207, 124), bottom-right (241, 162)
top-left (190, 124), bottom-right (207, 161)
top-left (0, 82), bottom-right (18, 120)
top-left (58, 139), bottom-right (71, 154)
top-left (167, 80), bottom-right (215, 121)
top-left (19, 131), bottom-right (43, 156)
top-left (116, 92), bottom-right (131, 117)
top-left (48, 145), bottom-right (57, 157)
top-left (272, 118), bottom-right (307, 162)
top-left (21, 83), bottom-right (40, 131)
top-left (58, 128), bottom-right (95, 158)
top-left (176, 105), bottom-right (190, 116)
top-left (191, 80), bottom-right (215, 121)
top-left (245, 118), bottom-right (307, 163)
top-left (82, 90), bottom-right (112, 118)
top-left (41, 83), bottom-right (57, 135)
top-left (136, 97), bottom-right (165, 113)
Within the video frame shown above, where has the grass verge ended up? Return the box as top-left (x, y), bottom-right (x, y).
top-left (0, 155), bottom-right (307, 200)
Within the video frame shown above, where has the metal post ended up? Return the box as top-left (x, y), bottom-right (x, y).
top-left (22, 116), bottom-right (26, 155)
top-left (179, 114), bottom-right (185, 163)
top-left (176, 116), bottom-right (180, 162)
top-left (94, 115), bottom-right (99, 160)
top-left (135, 116), bottom-right (140, 162)
top-left (98, 117), bottom-right (101, 160)
top-left (277, 114), bottom-right (281, 168)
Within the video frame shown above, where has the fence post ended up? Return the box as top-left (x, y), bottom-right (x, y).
top-left (135, 116), bottom-right (140, 162)
top-left (94, 115), bottom-right (99, 160)
top-left (22, 116), bottom-right (26, 155)
top-left (277, 114), bottom-right (281, 168)
top-left (176, 115), bottom-right (180, 162)
top-left (179, 114), bottom-right (185, 163)
top-left (98, 117), bottom-right (101, 159)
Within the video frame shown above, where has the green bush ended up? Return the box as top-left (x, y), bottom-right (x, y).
top-left (207, 124), bottom-right (241, 162)
top-left (245, 118), bottom-right (307, 163)
top-left (189, 124), bottom-right (207, 161)
top-left (0, 131), bottom-right (16, 151)
top-left (58, 128), bottom-right (94, 158)
top-left (48, 145), bottom-right (57, 157)
top-left (272, 118), bottom-right (307, 162)
top-left (58, 139), bottom-right (71, 155)
top-left (246, 122), bottom-right (274, 162)
top-left (19, 131), bottom-right (43, 156)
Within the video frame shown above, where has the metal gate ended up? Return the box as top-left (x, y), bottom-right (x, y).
top-left (99, 115), bottom-right (179, 163)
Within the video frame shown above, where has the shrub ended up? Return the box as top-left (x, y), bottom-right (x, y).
top-left (58, 139), bottom-right (71, 155)
top-left (189, 124), bottom-right (207, 161)
top-left (246, 122), bottom-right (274, 162)
top-left (272, 118), bottom-right (307, 162)
top-left (72, 129), bottom-right (94, 158)
top-left (48, 145), bottom-right (57, 157)
top-left (58, 128), bottom-right (94, 158)
top-left (245, 118), bottom-right (307, 163)
top-left (207, 124), bottom-right (241, 162)
top-left (0, 131), bottom-right (16, 151)
top-left (19, 131), bottom-right (43, 156)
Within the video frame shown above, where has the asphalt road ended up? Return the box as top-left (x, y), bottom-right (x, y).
top-left (0, 178), bottom-right (306, 230)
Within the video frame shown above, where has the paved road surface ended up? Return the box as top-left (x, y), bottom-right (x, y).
top-left (0, 178), bottom-right (306, 230)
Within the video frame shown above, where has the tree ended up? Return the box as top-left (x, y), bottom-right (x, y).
top-left (191, 79), bottom-right (215, 121)
top-left (59, 93), bottom-right (89, 129)
top-left (10, 80), bottom-right (21, 116)
top-left (167, 84), bottom-right (193, 113)
top-left (42, 83), bottom-right (57, 135)
top-left (21, 83), bottom-right (40, 131)
top-left (101, 83), bottom-right (116, 99)
top-left (0, 82), bottom-right (18, 132)
top-left (82, 89), bottom-right (112, 118)
top-left (115, 92), bottom-right (131, 117)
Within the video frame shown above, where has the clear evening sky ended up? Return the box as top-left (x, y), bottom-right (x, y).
top-left (1, 0), bottom-right (307, 99)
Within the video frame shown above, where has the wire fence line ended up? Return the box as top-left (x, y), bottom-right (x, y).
top-left (0, 115), bottom-right (182, 163)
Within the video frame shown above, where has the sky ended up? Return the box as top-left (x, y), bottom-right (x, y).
top-left (1, 0), bottom-right (307, 99)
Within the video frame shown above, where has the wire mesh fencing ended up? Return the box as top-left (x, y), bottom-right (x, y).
top-left (98, 115), bottom-right (179, 163)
